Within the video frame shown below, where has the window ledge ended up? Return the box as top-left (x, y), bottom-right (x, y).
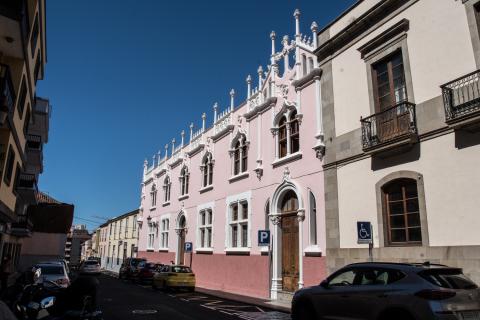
top-left (199, 185), bottom-right (213, 193)
top-left (225, 247), bottom-right (250, 255)
top-left (146, 248), bottom-right (154, 252)
top-left (304, 245), bottom-right (322, 257)
top-left (228, 171), bottom-right (249, 183)
top-left (178, 194), bottom-right (189, 201)
top-left (196, 248), bottom-right (213, 254)
top-left (158, 248), bottom-right (169, 252)
top-left (272, 152), bottom-right (303, 168)
top-left (162, 201), bottom-right (171, 207)
top-left (150, 207), bottom-right (156, 211)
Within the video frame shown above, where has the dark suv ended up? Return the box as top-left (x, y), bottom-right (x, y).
top-left (118, 258), bottom-right (146, 280)
top-left (291, 262), bottom-right (480, 320)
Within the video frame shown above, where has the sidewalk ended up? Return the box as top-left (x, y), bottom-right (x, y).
top-left (195, 287), bottom-right (291, 313)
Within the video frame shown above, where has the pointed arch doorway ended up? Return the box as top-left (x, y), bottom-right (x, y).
top-left (280, 190), bottom-right (299, 292)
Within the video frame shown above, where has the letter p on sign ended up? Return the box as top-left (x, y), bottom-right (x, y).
top-left (258, 230), bottom-right (270, 246)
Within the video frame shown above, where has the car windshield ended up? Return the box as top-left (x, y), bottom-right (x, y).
top-left (37, 266), bottom-right (64, 275)
top-left (85, 261), bottom-right (98, 265)
top-left (172, 266), bottom-right (191, 273)
top-left (420, 269), bottom-right (478, 289)
top-left (145, 263), bottom-right (157, 269)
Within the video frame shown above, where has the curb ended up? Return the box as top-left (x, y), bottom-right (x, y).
top-left (195, 287), bottom-right (291, 313)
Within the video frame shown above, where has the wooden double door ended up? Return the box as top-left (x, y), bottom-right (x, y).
top-left (281, 213), bottom-right (299, 292)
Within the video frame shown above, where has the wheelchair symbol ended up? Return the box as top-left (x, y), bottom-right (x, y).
top-left (359, 223), bottom-right (370, 239)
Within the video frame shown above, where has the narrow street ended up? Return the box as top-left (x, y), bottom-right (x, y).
top-left (97, 275), bottom-right (290, 320)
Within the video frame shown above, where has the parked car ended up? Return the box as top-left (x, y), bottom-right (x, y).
top-left (118, 258), bottom-right (146, 279)
top-left (152, 265), bottom-right (195, 292)
top-left (291, 262), bottom-right (480, 320)
top-left (38, 259), bottom-right (70, 276)
top-left (34, 263), bottom-right (70, 288)
top-left (132, 262), bottom-right (163, 283)
top-left (79, 260), bottom-right (101, 275)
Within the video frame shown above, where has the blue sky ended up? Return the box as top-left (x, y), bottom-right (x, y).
top-left (37, 0), bottom-right (356, 230)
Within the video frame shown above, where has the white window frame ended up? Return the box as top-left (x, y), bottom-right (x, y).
top-left (225, 191), bottom-right (251, 252)
top-left (229, 134), bottom-right (249, 178)
top-left (163, 176), bottom-right (171, 204)
top-left (147, 222), bottom-right (155, 250)
top-left (150, 184), bottom-right (157, 208)
top-left (200, 153), bottom-right (214, 189)
top-left (160, 214), bottom-right (170, 250)
top-left (196, 202), bottom-right (215, 252)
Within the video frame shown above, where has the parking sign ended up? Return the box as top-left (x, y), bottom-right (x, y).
top-left (357, 221), bottom-right (373, 244)
top-left (185, 242), bottom-right (193, 253)
top-left (258, 230), bottom-right (270, 246)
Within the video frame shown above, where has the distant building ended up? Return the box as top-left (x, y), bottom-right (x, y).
top-left (19, 192), bottom-right (74, 270)
top-left (98, 209), bottom-right (139, 273)
top-left (65, 225), bottom-right (90, 266)
top-left (80, 239), bottom-right (93, 261)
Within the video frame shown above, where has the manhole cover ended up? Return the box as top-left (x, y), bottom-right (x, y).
top-left (132, 310), bottom-right (158, 315)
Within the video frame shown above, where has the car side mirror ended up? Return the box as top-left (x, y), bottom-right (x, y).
top-left (320, 280), bottom-right (329, 288)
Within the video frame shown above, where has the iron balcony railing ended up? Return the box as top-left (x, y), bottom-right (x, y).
top-left (441, 69), bottom-right (480, 123)
top-left (361, 101), bottom-right (417, 150)
top-left (0, 64), bottom-right (16, 113)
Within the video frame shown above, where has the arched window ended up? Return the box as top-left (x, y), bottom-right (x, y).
top-left (180, 166), bottom-right (189, 196)
top-left (279, 116), bottom-right (288, 158)
top-left (308, 57), bottom-right (314, 73)
top-left (383, 179), bottom-right (421, 245)
top-left (232, 135), bottom-right (248, 176)
top-left (302, 54), bottom-right (307, 76)
top-left (202, 153), bottom-right (214, 187)
top-left (163, 176), bottom-right (171, 203)
top-left (150, 184), bottom-right (157, 207)
top-left (290, 111), bottom-right (300, 154)
top-left (309, 191), bottom-right (317, 245)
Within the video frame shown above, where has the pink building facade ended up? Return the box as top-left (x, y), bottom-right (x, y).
top-left (137, 10), bottom-right (327, 300)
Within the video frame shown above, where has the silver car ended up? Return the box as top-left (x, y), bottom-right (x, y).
top-left (291, 262), bottom-right (480, 320)
top-left (79, 260), bottom-right (101, 275)
top-left (34, 263), bottom-right (70, 288)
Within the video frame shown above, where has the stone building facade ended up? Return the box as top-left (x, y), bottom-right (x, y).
top-left (316, 0), bottom-right (480, 284)
top-left (137, 11), bottom-right (327, 300)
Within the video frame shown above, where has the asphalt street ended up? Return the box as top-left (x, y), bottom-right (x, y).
top-left (97, 275), bottom-right (290, 320)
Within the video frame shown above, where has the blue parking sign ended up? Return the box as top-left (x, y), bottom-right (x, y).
top-left (185, 242), bottom-right (193, 253)
top-left (258, 230), bottom-right (270, 246)
top-left (357, 222), bottom-right (372, 244)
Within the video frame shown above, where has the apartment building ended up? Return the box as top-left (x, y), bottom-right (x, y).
top-left (64, 225), bottom-right (90, 267)
top-left (0, 0), bottom-right (49, 268)
top-left (137, 11), bottom-right (326, 301)
top-left (315, 0), bottom-right (480, 284)
top-left (100, 209), bottom-right (139, 273)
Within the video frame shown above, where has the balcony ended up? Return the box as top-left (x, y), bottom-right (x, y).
top-left (30, 98), bottom-right (50, 143)
top-left (441, 70), bottom-right (480, 130)
top-left (361, 101), bottom-right (418, 155)
top-left (16, 173), bottom-right (38, 204)
top-left (0, 64), bottom-right (15, 123)
top-left (26, 134), bottom-right (43, 173)
top-left (10, 215), bottom-right (33, 237)
top-left (0, 0), bottom-right (29, 59)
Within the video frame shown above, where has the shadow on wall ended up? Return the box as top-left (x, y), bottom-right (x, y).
top-left (455, 129), bottom-right (480, 149)
top-left (371, 143), bottom-right (421, 171)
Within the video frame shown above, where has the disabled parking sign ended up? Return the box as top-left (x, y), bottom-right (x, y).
top-left (357, 221), bottom-right (373, 244)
